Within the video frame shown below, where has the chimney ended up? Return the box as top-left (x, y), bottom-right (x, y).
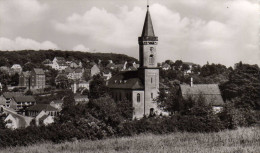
top-left (73, 82), bottom-right (77, 94)
top-left (191, 77), bottom-right (193, 87)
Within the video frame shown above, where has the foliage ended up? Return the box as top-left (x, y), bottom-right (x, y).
top-left (218, 102), bottom-right (257, 129)
top-left (200, 63), bottom-right (227, 77)
top-left (89, 75), bottom-right (110, 99)
top-left (220, 62), bottom-right (260, 109)
top-left (55, 74), bottom-right (71, 89)
top-left (0, 50), bottom-right (137, 69)
top-left (156, 86), bottom-right (180, 114)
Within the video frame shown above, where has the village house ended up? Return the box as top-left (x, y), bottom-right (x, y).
top-left (69, 60), bottom-right (82, 68)
top-left (52, 57), bottom-right (68, 71)
top-left (11, 64), bottom-right (22, 74)
top-left (50, 100), bottom-right (63, 111)
top-left (102, 69), bottom-right (112, 80)
top-left (42, 59), bottom-right (53, 67)
top-left (35, 111), bottom-right (55, 126)
top-left (19, 68), bottom-right (46, 89)
top-left (179, 78), bottom-right (224, 113)
top-left (107, 5), bottom-right (161, 119)
top-left (10, 96), bottom-right (36, 110)
top-left (71, 80), bottom-right (89, 93)
top-left (90, 64), bottom-right (100, 76)
top-left (2, 92), bottom-right (23, 108)
top-left (4, 111), bottom-right (33, 129)
top-left (4, 114), bottom-right (19, 129)
top-left (19, 71), bottom-right (30, 87)
top-left (162, 63), bottom-right (171, 70)
top-left (26, 104), bottom-right (58, 117)
top-left (67, 68), bottom-right (84, 80)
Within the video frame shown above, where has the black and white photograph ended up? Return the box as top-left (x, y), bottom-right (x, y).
top-left (0, 0), bottom-right (259, 152)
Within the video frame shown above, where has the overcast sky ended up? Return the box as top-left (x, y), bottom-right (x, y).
top-left (0, 0), bottom-right (259, 66)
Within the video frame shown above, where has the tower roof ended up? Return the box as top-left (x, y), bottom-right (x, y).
top-left (141, 6), bottom-right (155, 37)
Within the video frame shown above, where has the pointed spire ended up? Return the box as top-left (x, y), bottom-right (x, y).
top-left (141, 6), bottom-right (155, 37)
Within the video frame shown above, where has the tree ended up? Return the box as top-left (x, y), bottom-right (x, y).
top-left (181, 63), bottom-right (190, 71)
top-left (55, 74), bottom-right (70, 89)
top-left (45, 68), bottom-right (58, 86)
top-left (156, 85), bottom-right (180, 115)
top-left (89, 75), bottom-right (109, 99)
top-left (82, 71), bottom-right (91, 82)
top-left (9, 73), bottom-right (19, 86)
top-left (220, 62), bottom-right (260, 109)
top-left (174, 60), bottom-right (183, 70)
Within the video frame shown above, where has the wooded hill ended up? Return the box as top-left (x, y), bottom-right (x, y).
top-left (0, 50), bottom-right (138, 67)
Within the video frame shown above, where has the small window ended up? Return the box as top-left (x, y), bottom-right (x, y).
top-left (150, 47), bottom-right (154, 52)
top-left (151, 93), bottom-right (153, 99)
top-left (137, 93), bottom-right (140, 102)
top-left (149, 55), bottom-right (154, 64)
top-left (151, 77), bottom-right (153, 83)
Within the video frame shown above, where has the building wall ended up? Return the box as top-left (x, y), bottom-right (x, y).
top-left (5, 114), bottom-right (18, 129)
top-left (91, 65), bottom-right (100, 76)
top-left (111, 89), bottom-right (132, 102)
top-left (31, 72), bottom-right (45, 89)
top-left (43, 116), bottom-right (54, 125)
top-left (132, 90), bottom-right (145, 119)
top-left (19, 74), bottom-right (29, 87)
top-left (144, 68), bottom-right (160, 116)
top-left (139, 42), bottom-right (158, 68)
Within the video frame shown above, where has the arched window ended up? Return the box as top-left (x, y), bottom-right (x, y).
top-left (150, 108), bottom-right (154, 116)
top-left (137, 93), bottom-right (140, 102)
top-left (149, 54), bottom-right (154, 64)
top-left (150, 47), bottom-right (154, 52)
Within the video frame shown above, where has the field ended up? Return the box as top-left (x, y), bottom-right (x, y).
top-left (1, 127), bottom-right (259, 153)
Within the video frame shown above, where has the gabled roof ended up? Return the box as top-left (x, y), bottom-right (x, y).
top-left (64, 67), bottom-right (73, 73)
top-left (51, 100), bottom-right (63, 104)
top-left (106, 63), bottom-right (116, 68)
top-left (27, 104), bottom-right (58, 112)
top-left (180, 84), bottom-right (224, 106)
top-left (13, 96), bottom-right (36, 103)
top-left (55, 57), bottom-right (65, 61)
top-left (107, 71), bottom-right (144, 90)
top-left (162, 63), bottom-right (170, 68)
top-left (33, 68), bottom-right (45, 75)
top-left (42, 59), bottom-right (53, 64)
top-left (3, 92), bottom-right (23, 99)
top-left (141, 7), bottom-right (155, 37)
top-left (74, 68), bottom-right (83, 73)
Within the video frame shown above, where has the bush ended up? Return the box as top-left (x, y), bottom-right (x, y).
top-left (218, 102), bottom-right (257, 129)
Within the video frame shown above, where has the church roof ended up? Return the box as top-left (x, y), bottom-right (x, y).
top-left (180, 84), bottom-right (224, 106)
top-left (141, 6), bottom-right (155, 37)
top-left (107, 71), bottom-right (144, 90)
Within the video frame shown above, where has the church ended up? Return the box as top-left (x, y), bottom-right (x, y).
top-left (107, 5), bottom-right (161, 119)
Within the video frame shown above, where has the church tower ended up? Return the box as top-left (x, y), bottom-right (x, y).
top-left (138, 5), bottom-right (160, 116)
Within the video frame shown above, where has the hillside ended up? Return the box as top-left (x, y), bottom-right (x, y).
top-left (1, 127), bottom-right (259, 153)
top-left (0, 50), bottom-right (138, 67)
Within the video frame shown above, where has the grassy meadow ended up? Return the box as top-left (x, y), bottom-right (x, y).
top-left (1, 127), bottom-right (259, 153)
